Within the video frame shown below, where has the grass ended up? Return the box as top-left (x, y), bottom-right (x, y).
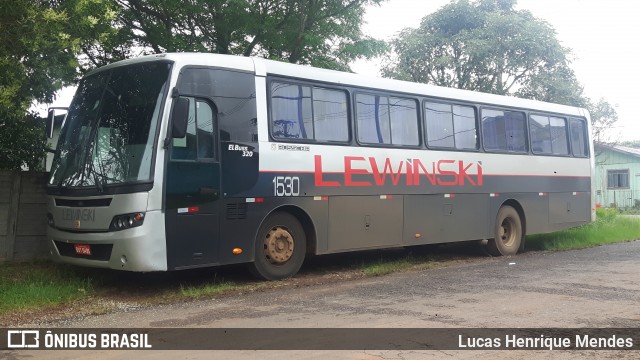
top-left (0, 261), bottom-right (94, 313)
top-left (179, 281), bottom-right (241, 299)
top-left (1, 208), bottom-right (639, 320)
top-left (526, 208), bottom-right (640, 251)
top-left (362, 258), bottom-right (415, 276)
top-left (361, 255), bottom-right (439, 277)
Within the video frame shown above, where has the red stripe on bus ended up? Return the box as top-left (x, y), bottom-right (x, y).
top-left (258, 170), bottom-right (590, 178)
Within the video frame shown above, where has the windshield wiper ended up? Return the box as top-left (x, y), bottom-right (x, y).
top-left (93, 170), bottom-right (104, 193)
top-left (88, 145), bottom-right (108, 193)
top-left (55, 145), bottom-right (84, 189)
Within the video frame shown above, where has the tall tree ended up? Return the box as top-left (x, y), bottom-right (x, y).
top-left (1, 0), bottom-right (77, 170)
top-left (382, 0), bottom-right (583, 104)
top-left (0, 0), bottom-right (114, 170)
top-left (588, 98), bottom-right (620, 163)
top-left (382, 0), bottom-right (622, 144)
top-left (80, 0), bottom-right (387, 72)
top-left (1, 1), bottom-right (76, 113)
top-left (587, 98), bottom-right (619, 144)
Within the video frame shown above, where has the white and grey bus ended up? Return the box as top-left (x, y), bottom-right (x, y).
top-left (46, 53), bottom-right (595, 280)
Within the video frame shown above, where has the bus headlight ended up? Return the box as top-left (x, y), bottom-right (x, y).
top-left (109, 212), bottom-right (145, 231)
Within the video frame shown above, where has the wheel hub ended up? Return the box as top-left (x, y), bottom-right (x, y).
top-left (500, 218), bottom-right (515, 246)
top-left (264, 227), bottom-right (294, 264)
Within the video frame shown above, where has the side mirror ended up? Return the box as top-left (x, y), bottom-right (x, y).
top-left (46, 107), bottom-right (68, 139)
top-left (46, 110), bottom-right (55, 139)
top-left (171, 97), bottom-right (190, 138)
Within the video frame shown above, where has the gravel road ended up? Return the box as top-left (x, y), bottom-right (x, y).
top-left (3, 240), bottom-right (640, 359)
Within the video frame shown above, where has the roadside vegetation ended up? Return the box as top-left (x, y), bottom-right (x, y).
top-left (1, 207), bottom-right (639, 324)
top-left (179, 280), bottom-right (242, 299)
top-left (527, 208), bottom-right (640, 251)
top-left (360, 256), bottom-right (440, 277)
top-left (0, 262), bottom-right (93, 313)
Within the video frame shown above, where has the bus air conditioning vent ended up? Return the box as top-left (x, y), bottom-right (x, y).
top-left (226, 203), bottom-right (247, 220)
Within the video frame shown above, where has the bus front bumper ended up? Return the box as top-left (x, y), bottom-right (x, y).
top-left (47, 210), bottom-right (167, 272)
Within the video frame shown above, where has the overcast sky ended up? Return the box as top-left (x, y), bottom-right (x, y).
top-left (42, 0), bottom-right (638, 141)
top-left (351, 0), bottom-right (640, 141)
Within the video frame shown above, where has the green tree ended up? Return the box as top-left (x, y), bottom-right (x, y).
top-left (80, 0), bottom-right (387, 72)
top-left (587, 98), bottom-right (618, 144)
top-left (1, 1), bottom-right (77, 112)
top-left (0, 1), bottom-right (74, 170)
top-left (0, 0), bottom-right (115, 170)
top-left (0, 113), bottom-right (47, 170)
top-left (382, 0), bottom-right (583, 104)
top-left (382, 0), bottom-right (623, 144)
top-left (587, 98), bottom-right (619, 163)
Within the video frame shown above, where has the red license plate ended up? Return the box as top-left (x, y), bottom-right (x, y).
top-left (74, 244), bottom-right (92, 256)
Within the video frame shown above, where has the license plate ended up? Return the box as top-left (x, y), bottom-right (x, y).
top-left (74, 244), bottom-right (92, 256)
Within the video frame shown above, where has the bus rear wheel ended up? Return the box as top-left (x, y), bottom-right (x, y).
top-left (487, 206), bottom-right (522, 256)
top-left (250, 212), bottom-right (306, 280)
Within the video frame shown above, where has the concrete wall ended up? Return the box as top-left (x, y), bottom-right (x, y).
top-left (0, 171), bottom-right (49, 262)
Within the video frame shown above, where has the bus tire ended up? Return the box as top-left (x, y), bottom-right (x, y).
top-left (487, 206), bottom-right (522, 256)
top-left (250, 212), bottom-right (306, 280)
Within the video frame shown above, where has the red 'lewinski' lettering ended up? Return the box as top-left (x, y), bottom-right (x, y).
top-left (412, 159), bottom-right (437, 185)
top-left (458, 161), bottom-right (476, 186)
top-left (437, 160), bottom-right (457, 186)
top-left (344, 156), bottom-right (371, 186)
top-left (313, 155), bottom-right (483, 187)
top-left (314, 155), bottom-right (340, 187)
top-left (369, 158), bottom-right (404, 186)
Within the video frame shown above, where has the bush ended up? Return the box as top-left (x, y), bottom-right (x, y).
top-left (596, 207), bottom-right (618, 223)
top-left (0, 111), bottom-right (47, 171)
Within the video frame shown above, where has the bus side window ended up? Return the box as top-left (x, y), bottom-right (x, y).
top-left (313, 87), bottom-right (349, 142)
top-left (425, 101), bottom-right (477, 150)
top-left (196, 100), bottom-right (215, 159)
top-left (569, 118), bottom-right (588, 157)
top-left (550, 117), bottom-right (569, 155)
top-left (530, 114), bottom-right (552, 154)
top-left (270, 81), bottom-right (350, 143)
top-left (482, 109), bottom-right (527, 153)
top-left (270, 82), bottom-right (313, 140)
top-left (389, 97), bottom-right (419, 146)
top-left (357, 94), bottom-right (419, 146)
top-left (357, 93), bottom-right (391, 144)
top-left (530, 114), bottom-right (569, 156)
top-left (425, 102), bottom-right (454, 148)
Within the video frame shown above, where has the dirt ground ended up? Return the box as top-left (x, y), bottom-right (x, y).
top-left (2, 241), bottom-right (640, 359)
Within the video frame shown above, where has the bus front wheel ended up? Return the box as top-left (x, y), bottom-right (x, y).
top-left (250, 212), bottom-right (306, 280)
top-left (487, 206), bottom-right (522, 256)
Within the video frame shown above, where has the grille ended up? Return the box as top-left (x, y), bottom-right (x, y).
top-left (226, 203), bottom-right (248, 220)
top-left (55, 198), bottom-right (112, 207)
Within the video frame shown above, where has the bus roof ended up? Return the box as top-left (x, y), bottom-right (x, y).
top-left (99, 52), bottom-right (587, 118)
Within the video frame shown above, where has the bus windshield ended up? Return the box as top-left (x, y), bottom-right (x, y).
top-left (49, 61), bottom-right (172, 190)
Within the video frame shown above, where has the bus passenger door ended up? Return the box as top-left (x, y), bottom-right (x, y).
top-left (165, 97), bottom-right (221, 269)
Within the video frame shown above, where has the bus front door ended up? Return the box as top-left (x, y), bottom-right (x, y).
top-left (165, 98), bottom-right (221, 269)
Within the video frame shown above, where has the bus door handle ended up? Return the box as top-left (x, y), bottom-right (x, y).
top-left (200, 187), bottom-right (219, 197)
